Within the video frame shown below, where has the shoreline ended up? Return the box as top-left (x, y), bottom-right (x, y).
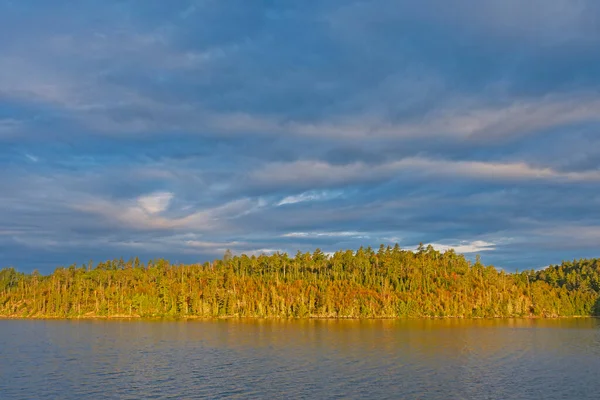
top-left (1, 314), bottom-right (596, 321)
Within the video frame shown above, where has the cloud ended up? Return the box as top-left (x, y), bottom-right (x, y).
top-left (242, 248), bottom-right (283, 257)
top-left (1, 0), bottom-right (600, 272)
top-left (452, 0), bottom-right (597, 43)
top-left (425, 240), bottom-right (497, 254)
top-left (330, 1), bottom-right (596, 41)
top-left (24, 154), bottom-right (39, 163)
top-left (1, 1), bottom-right (597, 142)
top-left (251, 157), bottom-right (600, 191)
top-left (74, 196), bottom-right (262, 231)
top-left (282, 231), bottom-right (369, 239)
top-left (0, 119), bottom-right (22, 137)
top-left (525, 224), bottom-right (600, 250)
top-left (277, 190), bottom-right (342, 206)
top-left (245, 94), bottom-right (600, 143)
top-left (137, 192), bottom-right (173, 214)
top-left (185, 240), bottom-right (247, 249)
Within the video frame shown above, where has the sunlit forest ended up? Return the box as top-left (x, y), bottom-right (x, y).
top-left (1, 245), bottom-right (599, 318)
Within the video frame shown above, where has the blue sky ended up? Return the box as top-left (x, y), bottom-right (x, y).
top-left (1, 0), bottom-right (600, 273)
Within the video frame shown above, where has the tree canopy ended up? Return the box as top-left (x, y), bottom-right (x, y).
top-left (1, 245), bottom-right (599, 318)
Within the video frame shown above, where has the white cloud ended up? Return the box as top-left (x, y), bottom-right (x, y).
top-left (138, 192), bottom-right (173, 214)
top-left (383, 236), bottom-right (402, 243)
top-left (282, 231), bottom-right (369, 239)
top-left (243, 248), bottom-right (282, 256)
top-left (24, 154), bottom-right (39, 163)
top-left (253, 157), bottom-right (600, 189)
top-left (426, 240), bottom-right (497, 254)
top-left (277, 190), bottom-right (341, 206)
top-left (280, 94), bottom-right (600, 141)
top-left (185, 240), bottom-right (246, 249)
top-left (385, 237), bottom-right (498, 254)
top-left (74, 196), bottom-right (263, 231)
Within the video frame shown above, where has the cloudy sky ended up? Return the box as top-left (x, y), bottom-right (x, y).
top-left (1, 0), bottom-right (600, 273)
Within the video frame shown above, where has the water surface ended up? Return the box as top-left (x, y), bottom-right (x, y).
top-left (1, 318), bottom-right (599, 399)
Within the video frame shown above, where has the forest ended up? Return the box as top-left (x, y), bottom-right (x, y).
top-left (1, 244), bottom-right (599, 319)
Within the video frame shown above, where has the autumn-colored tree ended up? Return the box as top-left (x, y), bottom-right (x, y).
top-left (1, 247), bottom-right (599, 319)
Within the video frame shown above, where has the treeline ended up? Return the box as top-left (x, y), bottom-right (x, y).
top-left (1, 245), bottom-right (599, 318)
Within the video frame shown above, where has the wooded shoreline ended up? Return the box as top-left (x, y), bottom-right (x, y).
top-left (1, 315), bottom-right (597, 321)
top-left (2, 245), bottom-right (599, 319)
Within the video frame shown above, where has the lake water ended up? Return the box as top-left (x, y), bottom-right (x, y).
top-left (1, 318), bottom-right (599, 399)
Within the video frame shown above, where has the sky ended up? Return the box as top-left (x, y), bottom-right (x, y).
top-left (1, 0), bottom-right (600, 273)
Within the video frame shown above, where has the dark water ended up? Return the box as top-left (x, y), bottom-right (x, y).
top-left (1, 319), bottom-right (600, 399)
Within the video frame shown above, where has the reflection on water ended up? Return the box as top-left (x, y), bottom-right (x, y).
top-left (1, 318), bottom-right (599, 399)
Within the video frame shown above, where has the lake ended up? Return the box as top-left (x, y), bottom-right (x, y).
top-left (1, 318), bottom-right (599, 399)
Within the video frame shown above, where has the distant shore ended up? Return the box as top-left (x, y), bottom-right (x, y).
top-left (1, 314), bottom-right (596, 321)
top-left (2, 247), bottom-right (600, 319)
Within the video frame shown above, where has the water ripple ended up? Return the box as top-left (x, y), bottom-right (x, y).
top-left (1, 319), bottom-right (599, 399)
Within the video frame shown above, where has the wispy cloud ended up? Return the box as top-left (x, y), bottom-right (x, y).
top-left (0, 119), bottom-right (22, 137)
top-left (138, 192), bottom-right (173, 214)
top-left (282, 231), bottom-right (370, 239)
top-left (425, 240), bottom-right (497, 254)
top-left (277, 190), bottom-right (342, 206)
top-left (24, 153), bottom-right (39, 163)
top-left (252, 157), bottom-right (600, 191)
top-left (73, 196), bottom-right (262, 231)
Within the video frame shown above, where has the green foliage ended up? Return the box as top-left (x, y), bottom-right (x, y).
top-left (1, 248), bottom-right (599, 318)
